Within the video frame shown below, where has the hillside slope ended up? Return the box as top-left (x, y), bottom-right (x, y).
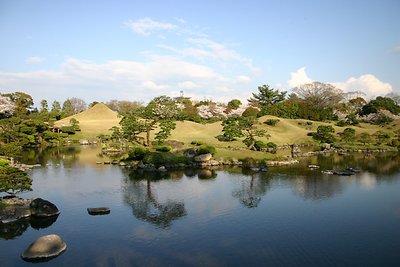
top-left (55, 103), bottom-right (120, 136)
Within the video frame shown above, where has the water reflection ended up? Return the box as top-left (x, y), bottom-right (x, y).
top-left (122, 172), bottom-right (187, 228)
top-left (0, 215), bottom-right (59, 240)
top-left (232, 172), bottom-right (271, 208)
top-left (292, 176), bottom-right (343, 201)
top-left (357, 172), bottom-right (377, 190)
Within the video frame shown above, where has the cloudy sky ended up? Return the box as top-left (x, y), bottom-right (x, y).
top-left (0, 0), bottom-right (399, 105)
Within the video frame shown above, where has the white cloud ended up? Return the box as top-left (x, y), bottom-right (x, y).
top-left (236, 75), bottom-right (251, 82)
top-left (334, 74), bottom-right (392, 98)
top-left (124, 18), bottom-right (177, 36)
top-left (187, 38), bottom-right (255, 68)
top-left (178, 81), bottom-right (198, 89)
top-left (141, 81), bottom-right (168, 90)
top-left (26, 56), bottom-right (45, 64)
top-left (0, 57), bottom-right (253, 104)
top-left (287, 67), bottom-right (313, 88)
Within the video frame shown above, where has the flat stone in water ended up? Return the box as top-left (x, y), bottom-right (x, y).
top-left (87, 207), bottom-right (110, 215)
top-left (21, 234), bottom-right (67, 261)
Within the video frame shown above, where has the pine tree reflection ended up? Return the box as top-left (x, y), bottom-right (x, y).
top-left (232, 171), bottom-right (271, 208)
top-left (123, 171), bottom-right (187, 228)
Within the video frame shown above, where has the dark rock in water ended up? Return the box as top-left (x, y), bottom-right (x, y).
top-left (345, 167), bottom-right (361, 173)
top-left (21, 234), bottom-right (67, 261)
top-left (87, 207), bottom-right (110, 215)
top-left (334, 170), bottom-right (355, 176)
top-left (30, 198), bottom-right (60, 217)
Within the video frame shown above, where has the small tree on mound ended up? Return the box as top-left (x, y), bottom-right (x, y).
top-left (313, 125), bottom-right (336, 144)
top-left (221, 116), bottom-right (268, 150)
top-left (0, 166), bottom-right (32, 196)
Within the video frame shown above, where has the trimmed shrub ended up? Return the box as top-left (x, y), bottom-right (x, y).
top-left (128, 147), bottom-right (149, 160)
top-left (242, 107), bottom-right (259, 117)
top-left (156, 145), bottom-right (172, 152)
top-left (336, 120), bottom-right (348, 127)
top-left (254, 140), bottom-right (267, 151)
top-left (216, 134), bottom-right (235, 142)
top-left (264, 119), bottom-right (280, 126)
top-left (60, 126), bottom-right (76, 134)
top-left (196, 144), bottom-right (216, 155)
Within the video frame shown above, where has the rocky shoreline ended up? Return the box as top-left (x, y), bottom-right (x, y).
top-left (0, 197), bottom-right (59, 224)
top-left (96, 145), bottom-right (399, 172)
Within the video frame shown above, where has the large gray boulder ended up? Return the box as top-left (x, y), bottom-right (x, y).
top-left (21, 234), bottom-right (67, 261)
top-left (30, 198), bottom-right (60, 217)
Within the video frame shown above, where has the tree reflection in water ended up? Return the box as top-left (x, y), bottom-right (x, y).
top-left (0, 214), bottom-right (59, 240)
top-left (232, 171), bottom-right (271, 208)
top-left (122, 171), bottom-right (187, 228)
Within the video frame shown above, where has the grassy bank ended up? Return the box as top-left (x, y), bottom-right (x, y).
top-left (54, 104), bottom-right (400, 159)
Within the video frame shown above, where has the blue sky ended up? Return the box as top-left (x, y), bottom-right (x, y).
top-left (0, 0), bottom-right (399, 104)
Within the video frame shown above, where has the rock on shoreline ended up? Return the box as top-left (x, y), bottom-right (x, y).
top-left (0, 197), bottom-right (59, 224)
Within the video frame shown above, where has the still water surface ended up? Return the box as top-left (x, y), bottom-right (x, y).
top-left (1, 146), bottom-right (400, 266)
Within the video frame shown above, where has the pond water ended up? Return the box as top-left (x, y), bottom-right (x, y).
top-left (1, 146), bottom-right (400, 266)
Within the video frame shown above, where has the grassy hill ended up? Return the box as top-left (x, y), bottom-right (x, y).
top-left (54, 103), bottom-right (120, 137)
top-left (55, 104), bottom-right (399, 155)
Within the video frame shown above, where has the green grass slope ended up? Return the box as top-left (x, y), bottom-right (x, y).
top-left (55, 103), bottom-right (120, 137)
top-left (56, 104), bottom-right (399, 149)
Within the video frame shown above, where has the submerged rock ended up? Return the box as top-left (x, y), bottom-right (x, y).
top-left (21, 234), bottom-right (67, 261)
top-left (30, 198), bottom-right (60, 217)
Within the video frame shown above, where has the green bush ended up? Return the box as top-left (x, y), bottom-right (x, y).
top-left (60, 126), bottom-right (76, 134)
top-left (143, 152), bottom-right (166, 165)
top-left (264, 119), bottom-right (280, 126)
top-left (216, 134), bottom-right (235, 142)
top-left (156, 145), bottom-right (172, 152)
top-left (254, 141), bottom-right (267, 151)
top-left (0, 143), bottom-right (22, 158)
top-left (242, 107), bottom-right (259, 117)
top-left (196, 144), bottom-right (216, 155)
top-left (128, 147), bottom-right (149, 160)
top-left (0, 159), bottom-right (9, 167)
top-left (241, 157), bottom-right (258, 169)
top-left (336, 120), bottom-right (348, 127)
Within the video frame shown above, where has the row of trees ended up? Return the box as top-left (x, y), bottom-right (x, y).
top-left (246, 82), bottom-right (400, 125)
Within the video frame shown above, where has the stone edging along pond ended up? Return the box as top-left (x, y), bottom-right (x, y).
top-left (98, 146), bottom-right (399, 172)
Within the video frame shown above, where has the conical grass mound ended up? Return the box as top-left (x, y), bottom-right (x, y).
top-left (55, 103), bottom-right (120, 136)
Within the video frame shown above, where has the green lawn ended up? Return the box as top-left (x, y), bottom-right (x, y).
top-left (55, 105), bottom-right (400, 153)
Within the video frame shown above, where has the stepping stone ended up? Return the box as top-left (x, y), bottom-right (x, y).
top-left (21, 234), bottom-right (67, 261)
top-left (87, 207), bottom-right (110, 215)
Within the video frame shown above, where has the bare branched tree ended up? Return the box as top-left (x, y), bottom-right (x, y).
top-left (293, 82), bottom-right (344, 108)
